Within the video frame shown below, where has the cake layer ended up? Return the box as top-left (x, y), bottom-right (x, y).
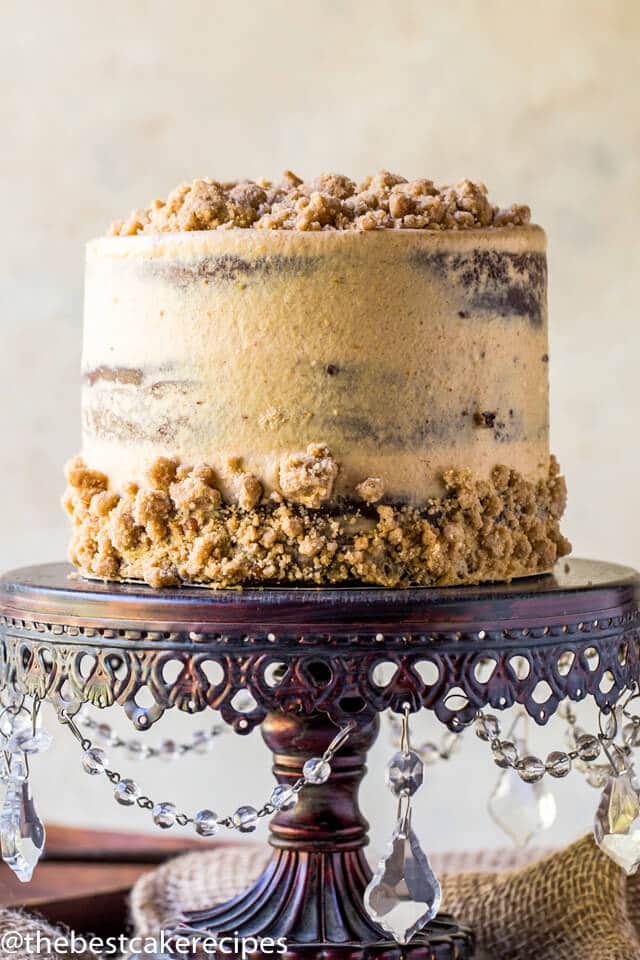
top-left (82, 225), bottom-right (550, 506)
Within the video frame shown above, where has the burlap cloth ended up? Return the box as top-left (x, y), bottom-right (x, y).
top-left (1, 837), bottom-right (638, 958)
top-left (0, 909), bottom-right (99, 960)
top-left (130, 835), bottom-right (640, 960)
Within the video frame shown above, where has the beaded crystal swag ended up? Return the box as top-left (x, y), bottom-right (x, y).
top-left (3, 688), bottom-right (640, 945)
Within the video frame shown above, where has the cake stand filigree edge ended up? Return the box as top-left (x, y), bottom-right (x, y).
top-left (1, 559), bottom-right (638, 732)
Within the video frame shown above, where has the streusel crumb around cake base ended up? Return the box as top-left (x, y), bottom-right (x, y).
top-left (63, 455), bottom-right (570, 590)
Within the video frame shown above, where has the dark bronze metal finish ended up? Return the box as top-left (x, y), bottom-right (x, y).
top-left (1, 561), bottom-right (639, 731)
top-left (180, 710), bottom-right (473, 959)
top-left (1, 559), bottom-right (639, 959)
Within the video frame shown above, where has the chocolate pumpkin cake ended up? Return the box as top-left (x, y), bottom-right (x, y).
top-left (63, 172), bottom-right (570, 588)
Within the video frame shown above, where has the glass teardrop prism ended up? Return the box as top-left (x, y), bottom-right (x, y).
top-left (594, 772), bottom-right (640, 875)
top-left (0, 779), bottom-right (46, 882)
top-left (488, 764), bottom-right (556, 847)
top-left (364, 820), bottom-right (441, 944)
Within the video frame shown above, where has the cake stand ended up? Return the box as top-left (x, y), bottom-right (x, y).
top-left (1, 558), bottom-right (639, 960)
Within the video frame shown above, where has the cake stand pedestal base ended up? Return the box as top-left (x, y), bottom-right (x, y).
top-left (181, 711), bottom-right (474, 960)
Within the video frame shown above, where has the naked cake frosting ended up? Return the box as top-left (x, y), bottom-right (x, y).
top-left (64, 172), bottom-right (570, 588)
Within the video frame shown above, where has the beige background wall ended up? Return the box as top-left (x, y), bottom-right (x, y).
top-left (1, 0), bottom-right (638, 854)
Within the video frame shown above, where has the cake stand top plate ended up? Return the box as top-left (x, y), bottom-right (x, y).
top-left (0, 559), bottom-right (638, 636)
top-left (0, 560), bottom-right (638, 730)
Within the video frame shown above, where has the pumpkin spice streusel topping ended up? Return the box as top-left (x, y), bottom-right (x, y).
top-left (108, 171), bottom-right (531, 236)
top-left (63, 451), bottom-right (570, 590)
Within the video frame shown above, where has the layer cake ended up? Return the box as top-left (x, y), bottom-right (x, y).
top-left (64, 172), bottom-right (570, 588)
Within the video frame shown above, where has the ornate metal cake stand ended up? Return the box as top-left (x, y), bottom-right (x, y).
top-left (1, 558), bottom-right (640, 960)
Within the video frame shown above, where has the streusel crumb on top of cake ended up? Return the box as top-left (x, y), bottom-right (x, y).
top-left (108, 172), bottom-right (531, 236)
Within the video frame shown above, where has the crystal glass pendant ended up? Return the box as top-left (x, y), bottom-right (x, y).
top-left (577, 734), bottom-right (601, 762)
top-left (0, 711), bottom-right (31, 743)
top-left (114, 778), bottom-right (140, 805)
top-left (475, 714), bottom-right (499, 741)
top-left (386, 751), bottom-right (424, 797)
top-left (232, 805), bottom-right (258, 832)
top-left (364, 806), bottom-right (441, 944)
top-left (587, 765), bottom-right (611, 789)
top-left (270, 784), bottom-right (298, 811)
top-left (594, 772), bottom-right (640, 875)
top-left (624, 722), bottom-right (640, 747)
top-left (194, 809), bottom-right (219, 837)
top-left (82, 747), bottom-right (108, 775)
top-left (160, 739), bottom-right (179, 761)
top-left (546, 751), bottom-right (571, 779)
top-left (0, 778), bottom-right (46, 882)
top-left (488, 740), bottom-right (556, 846)
top-left (127, 742), bottom-right (147, 762)
top-left (492, 740), bottom-right (518, 768)
top-left (302, 757), bottom-right (331, 784)
top-left (152, 802), bottom-right (177, 829)
top-left (192, 730), bottom-right (214, 755)
top-left (4, 754), bottom-right (28, 783)
top-left (6, 727), bottom-right (53, 756)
